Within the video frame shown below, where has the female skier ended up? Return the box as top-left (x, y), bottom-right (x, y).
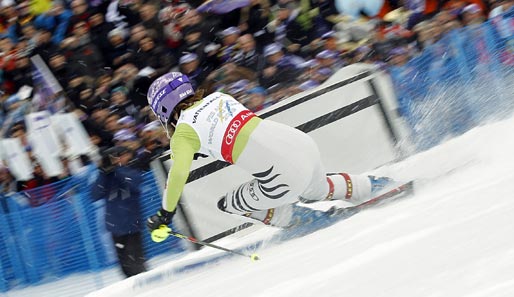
top-left (146, 72), bottom-right (394, 235)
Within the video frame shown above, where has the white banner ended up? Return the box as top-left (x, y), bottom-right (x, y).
top-left (25, 111), bottom-right (64, 177)
top-left (0, 138), bottom-right (33, 181)
top-left (51, 113), bottom-right (94, 157)
top-left (0, 112), bottom-right (95, 179)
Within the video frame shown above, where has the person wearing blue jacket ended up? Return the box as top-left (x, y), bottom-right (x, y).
top-left (93, 145), bottom-right (147, 278)
top-left (33, 1), bottom-right (73, 45)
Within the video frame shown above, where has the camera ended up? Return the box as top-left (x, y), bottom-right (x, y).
top-left (99, 149), bottom-right (115, 174)
top-left (99, 146), bottom-right (131, 173)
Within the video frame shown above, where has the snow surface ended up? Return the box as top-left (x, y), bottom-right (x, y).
top-left (131, 115), bottom-right (514, 297)
top-left (8, 114), bottom-right (514, 297)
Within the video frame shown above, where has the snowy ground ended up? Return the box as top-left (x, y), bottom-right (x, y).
top-left (7, 114), bottom-right (514, 297)
top-left (128, 115), bottom-right (514, 297)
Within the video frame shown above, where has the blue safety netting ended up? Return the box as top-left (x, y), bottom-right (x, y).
top-left (389, 16), bottom-right (514, 151)
top-left (0, 169), bottom-right (185, 292)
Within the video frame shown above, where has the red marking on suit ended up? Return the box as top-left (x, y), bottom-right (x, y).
top-left (340, 173), bottom-right (353, 200)
top-left (221, 110), bottom-right (255, 163)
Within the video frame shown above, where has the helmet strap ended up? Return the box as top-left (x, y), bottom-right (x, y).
top-left (156, 110), bottom-right (180, 140)
top-left (157, 118), bottom-right (172, 139)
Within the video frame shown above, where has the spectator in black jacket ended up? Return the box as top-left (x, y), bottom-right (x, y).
top-left (259, 43), bottom-right (305, 89)
top-left (68, 0), bottom-right (92, 33)
top-left (88, 12), bottom-right (116, 66)
top-left (62, 21), bottom-right (105, 75)
top-left (180, 8), bottom-right (219, 43)
top-left (217, 26), bottom-right (240, 63)
top-left (112, 0), bottom-right (142, 28)
top-left (232, 33), bottom-right (265, 73)
top-left (179, 25), bottom-right (207, 61)
top-left (139, 3), bottom-right (164, 43)
top-left (48, 52), bottom-right (83, 92)
top-left (109, 86), bottom-right (139, 119)
top-left (268, 2), bottom-right (315, 48)
top-left (92, 145), bottom-right (147, 278)
top-left (127, 23), bottom-right (148, 52)
top-left (239, 0), bottom-right (273, 48)
top-left (134, 36), bottom-right (175, 78)
top-left (9, 54), bottom-right (33, 91)
top-left (32, 28), bottom-right (60, 63)
top-left (105, 27), bottom-right (132, 69)
top-left (178, 53), bottom-right (209, 89)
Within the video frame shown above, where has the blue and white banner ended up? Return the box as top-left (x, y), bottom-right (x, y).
top-left (30, 55), bottom-right (65, 114)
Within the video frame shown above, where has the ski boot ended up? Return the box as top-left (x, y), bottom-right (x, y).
top-left (368, 175), bottom-right (396, 196)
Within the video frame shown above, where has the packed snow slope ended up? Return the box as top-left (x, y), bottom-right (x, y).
top-left (135, 115), bottom-right (514, 297)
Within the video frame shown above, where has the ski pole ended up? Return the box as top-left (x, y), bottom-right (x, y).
top-left (152, 225), bottom-right (260, 261)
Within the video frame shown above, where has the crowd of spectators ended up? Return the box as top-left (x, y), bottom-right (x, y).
top-left (0, 0), bottom-right (512, 203)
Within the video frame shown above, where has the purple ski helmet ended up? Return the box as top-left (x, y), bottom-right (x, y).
top-left (147, 72), bottom-right (195, 124)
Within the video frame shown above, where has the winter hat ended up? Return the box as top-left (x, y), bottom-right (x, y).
top-left (298, 80), bottom-right (319, 91)
top-left (108, 27), bottom-right (127, 39)
top-left (179, 53), bottom-right (198, 64)
top-left (389, 47), bottom-right (408, 56)
top-left (117, 115), bottom-right (136, 126)
top-left (113, 129), bottom-right (137, 142)
top-left (317, 67), bottom-right (333, 77)
top-left (229, 79), bottom-right (250, 94)
top-left (204, 43), bottom-right (221, 53)
top-left (321, 31), bottom-right (336, 40)
top-left (316, 50), bottom-right (338, 60)
top-left (300, 59), bottom-right (320, 69)
top-left (142, 121), bottom-right (161, 133)
top-left (220, 26), bottom-right (241, 38)
top-left (264, 43), bottom-right (283, 57)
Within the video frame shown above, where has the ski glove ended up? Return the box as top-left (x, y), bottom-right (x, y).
top-left (147, 208), bottom-right (175, 242)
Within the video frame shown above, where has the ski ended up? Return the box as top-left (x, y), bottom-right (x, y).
top-left (328, 180), bottom-right (415, 216)
top-left (277, 181), bottom-right (415, 240)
